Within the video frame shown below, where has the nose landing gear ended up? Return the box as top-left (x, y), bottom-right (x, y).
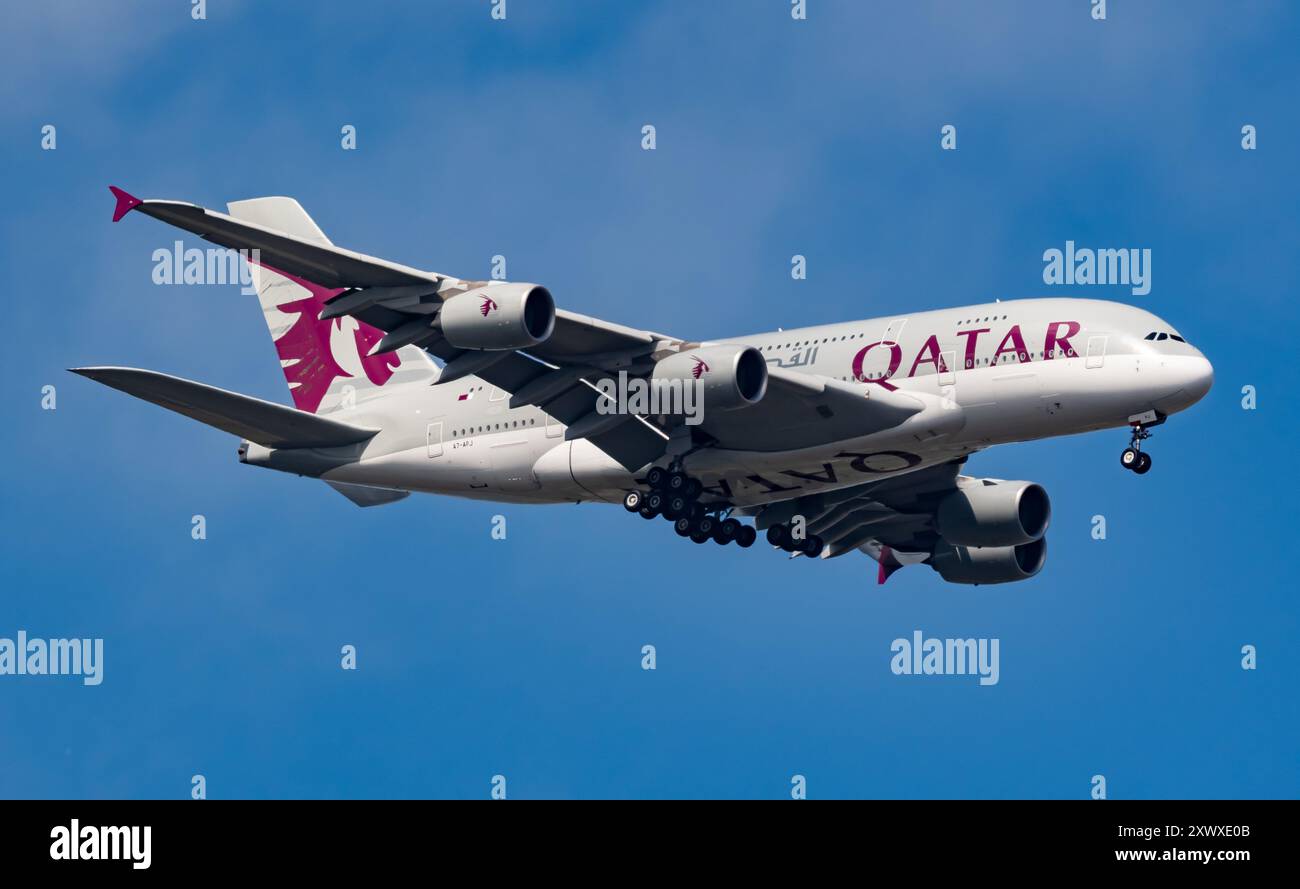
top-left (1120, 424), bottom-right (1153, 475)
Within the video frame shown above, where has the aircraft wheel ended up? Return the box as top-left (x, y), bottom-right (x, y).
top-left (696, 515), bottom-right (717, 538)
top-left (689, 531), bottom-right (710, 544)
top-left (737, 526), bottom-right (757, 548)
top-left (674, 517), bottom-right (694, 537)
top-left (646, 467), bottom-right (667, 490)
top-left (644, 491), bottom-right (665, 514)
top-left (801, 535), bottom-right (825, 558)
top-left (623, 491), bottom-right (642, 512)
top-left (685, 478), bottom-right (704, 500)
top-left (718, 518), bottom-right (741, 542)
top-left (665, 494), bottom-right (690, 519)
top-left (766, 524), bottom-right (789, 548)
top-left (638, 505), bottom-right (658, 520)
top-left (666, 471), bottom-right (688, 494)
top-left (1120, 448), bottom-right (1140, 470)
top-left (1133, 452), bottom-right (1152, 474)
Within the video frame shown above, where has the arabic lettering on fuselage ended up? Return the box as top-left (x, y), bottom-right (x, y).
top-left (766, 346), bottom-right (819, 369)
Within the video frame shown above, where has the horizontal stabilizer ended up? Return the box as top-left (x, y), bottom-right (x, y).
top-left (70, 367), bottom-right (379, 449)
top-left (326, 481), bottom-right (410, 507)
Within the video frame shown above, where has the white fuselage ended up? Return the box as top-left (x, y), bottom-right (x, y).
top-left (288, 297), bottom-right (1213, 508)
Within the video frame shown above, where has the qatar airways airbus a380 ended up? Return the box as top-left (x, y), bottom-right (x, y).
top-left (76, 187), bottom-right (1213, 585)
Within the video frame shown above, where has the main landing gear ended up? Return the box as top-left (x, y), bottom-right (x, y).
top-left (621, 466), bottom-right (757, 548)
top-left (764, 523), bottom-right (826, 558)
top-left (1120, 424), bottom-right (1153, 475)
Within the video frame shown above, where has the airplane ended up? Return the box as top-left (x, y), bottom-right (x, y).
top-left (75, 186), bottom-right (1214, 585)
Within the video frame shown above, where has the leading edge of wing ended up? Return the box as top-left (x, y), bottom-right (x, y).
top-left (108, 186), bottom-right (436, 290)
top-left (69, 366), bottom-right (379, 450)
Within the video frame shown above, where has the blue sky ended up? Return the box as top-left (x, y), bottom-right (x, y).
top-left (1, 1), bottom-right (1297, 799)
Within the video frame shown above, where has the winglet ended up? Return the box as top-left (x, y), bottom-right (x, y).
top-left (108, 185), bottom-right (142, 222)
top-left (877, 545), bottom-right (898, 585)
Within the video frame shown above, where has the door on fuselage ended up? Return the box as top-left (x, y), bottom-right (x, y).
top-left (490, 434), bottom-right (541, 492)
top-left (855, 318), bottom-right (908, 383)
top-left (1085, 335), bottom-right (1107, 369)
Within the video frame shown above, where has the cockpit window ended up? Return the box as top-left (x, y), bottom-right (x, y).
top-left (1144, 332), bottom-right (1157, 340)
top-left (1170, 334), bottom-right (1186, 343)
top-left (1156, 332), bottom-right (1168, 341)
top-left (1145, 331), bottom-right (1189, 344)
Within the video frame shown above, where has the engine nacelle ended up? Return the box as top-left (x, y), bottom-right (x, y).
top-left (929, 538), bottom-right (1047, 585)
top-left (439, 283), bottom-right (555, 351)
top-left (936, 480), bottom-right (1051, 547)
top-left (651, 344), bottom-right (768, 412)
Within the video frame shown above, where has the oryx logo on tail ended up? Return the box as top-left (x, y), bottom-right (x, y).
top-left (256, 262), bottom-right (401, 413)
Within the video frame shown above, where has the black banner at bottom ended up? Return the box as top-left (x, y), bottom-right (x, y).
top-left (0, 800), bottom-right (1284, 874)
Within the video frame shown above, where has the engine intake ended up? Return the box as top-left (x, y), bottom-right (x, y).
top-left (651, 344), bottom-right (767, 412)
top-left (936, 480), bottom-right (1050, 547)
top-left (929, 538), bottom-right (1047, 585)
top-left (440, 283), bottom-right (555, 351)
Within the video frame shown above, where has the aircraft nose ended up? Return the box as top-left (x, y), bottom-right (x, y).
top-left (1183, 354), bottom-right (1214, 403)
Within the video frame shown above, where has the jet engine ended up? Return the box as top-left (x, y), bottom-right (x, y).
top-left (439, 283), bottom-right (555, 350)
top-left (651, 344), bottom-right (768, 412)
top-left (936, 479), bottom-right (1051, 547)
top-left (928, 538), bottom-right (1047, 585)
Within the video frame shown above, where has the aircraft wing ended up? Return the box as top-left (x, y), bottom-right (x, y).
top-left (342, 305), bottom-right (675, 472)
top-left (109, 187), bottom-right (677, 472)
top-left (749, 459), bottom-right (966, 582)
top-left (697, 365), bottom-right (925, 451)
top-left (110, 187), bottom-right (437, 289)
